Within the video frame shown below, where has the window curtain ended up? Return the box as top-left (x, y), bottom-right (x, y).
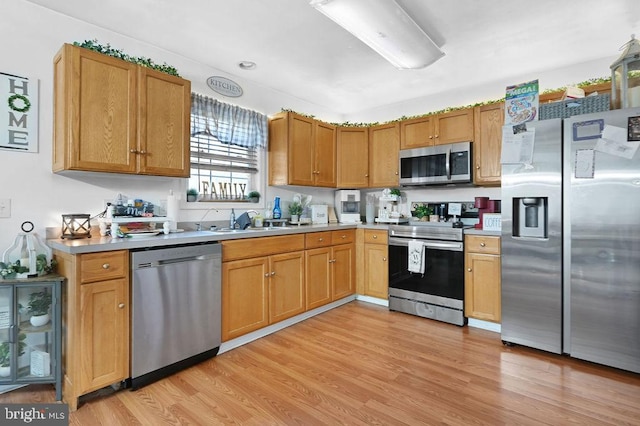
top-left (191, 93), bottom-right (268, 149)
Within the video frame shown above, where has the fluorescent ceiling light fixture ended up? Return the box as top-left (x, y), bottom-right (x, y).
top-left (310, 0), bottom-right (444, 69)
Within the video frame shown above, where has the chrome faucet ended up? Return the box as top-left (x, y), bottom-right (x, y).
top-left (195, 208), bottom-right (219, 231)
top-left (230, 209), bottom-right (236, 229)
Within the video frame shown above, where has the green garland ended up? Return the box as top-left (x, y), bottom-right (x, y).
top-left (74, 39), bottom-right (181, 77)
top-left (283, 75), bottom-right (622, 127)
top-left (7, 94), bottom-right (31, 113)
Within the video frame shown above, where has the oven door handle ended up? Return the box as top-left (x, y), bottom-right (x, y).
top-left (388, 237), bottom-right (463, 251)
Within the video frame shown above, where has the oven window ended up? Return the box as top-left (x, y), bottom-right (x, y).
top-left (388, 244), bottom-right (464, 301)
top-left (400, 154), bottom-right (446, 179)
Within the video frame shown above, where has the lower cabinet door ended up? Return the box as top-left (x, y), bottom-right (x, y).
top-left (464, 252), bottom-right (501, 322)
top-left (332, 243), bottom-right (355, 300)
top-left (79, 278), bottom-right (129, 393)
top-left (269, 252), bottom-right (305, 324)
top-left (305, 247), bottom-right (332, 310)
top-left (364, 244), bottom-right (388, 299)
top-left (222, 257), bottom-right (269, 341)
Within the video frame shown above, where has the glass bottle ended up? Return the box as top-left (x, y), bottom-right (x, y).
top-left (273, 197), bottom-right (282, 219)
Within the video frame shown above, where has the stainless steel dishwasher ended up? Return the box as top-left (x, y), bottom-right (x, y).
top-left (130, 242), bottom-right (221, 389)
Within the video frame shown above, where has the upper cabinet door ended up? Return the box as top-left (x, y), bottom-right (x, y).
top-left (400, 116), bottom-right (434, 149)
top-left (337, 127), bottom-right (369, 188)
top-left (473, 102), bottom-right (504, 185)
top-left (54, 45), bottom-right (137, 174)
top-left (314, 121), bottom-right (337, 187)
top-left (138, 68), bottom-right (191, 177)
top-left (433, 108), bottom-right (474, 145)
top-left (369, 122), bottom-right (399, 188)
top-left (287, 114), bottom-right (315, 186)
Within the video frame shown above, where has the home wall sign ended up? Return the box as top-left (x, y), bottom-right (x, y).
top-left (206, 76), bottom-right (243, 98)
top-left (1, 72), bottom-right (39, 153)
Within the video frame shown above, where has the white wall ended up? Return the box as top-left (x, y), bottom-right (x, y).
top-left (0, 0), bottom-right (340, 251)
top-left (0, 0), bottom-right (616, 253)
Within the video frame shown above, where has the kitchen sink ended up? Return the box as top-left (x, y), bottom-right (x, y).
top-left (214, 228), bottom-right (260, 233)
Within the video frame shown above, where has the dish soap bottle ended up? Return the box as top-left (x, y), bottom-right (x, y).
top-left (273, 196), bottom-right (282, 219)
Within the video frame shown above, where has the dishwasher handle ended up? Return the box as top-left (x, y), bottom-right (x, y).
top-left (158, 255), bottom-right (211, 265)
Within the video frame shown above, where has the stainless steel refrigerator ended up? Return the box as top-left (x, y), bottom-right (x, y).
top-left (501, 109), bottom-right (640, 374)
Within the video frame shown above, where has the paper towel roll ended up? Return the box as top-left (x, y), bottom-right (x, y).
top-left (167, 190), bottom-right (179, 231)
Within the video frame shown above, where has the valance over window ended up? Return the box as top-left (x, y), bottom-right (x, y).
top-left (190, 93), bottom-right (267, 149)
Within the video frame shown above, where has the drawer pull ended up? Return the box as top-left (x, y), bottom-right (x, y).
top-left (480, 242), bottom-right (486, 247)
top-left (373, 235), bottom-right (377, 239)
top-left (102, 263), bottom-right (110, 269)
top-left (118, 303), bottom-right (125, 309)
top-left (341, 235), bottom-right (346, 239)
top-left (318, 238), bottom-right (324, 242)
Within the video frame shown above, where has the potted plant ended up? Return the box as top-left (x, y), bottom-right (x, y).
top-left (288, 201), bottom-right (303, 222)
top-left (390, 188), bottom-right (402, 197)
top-left (413, 204), bottom-right (433, 221)
top-left (27, 291), bottom-right (52, 327)
top-left (186, 188), bottom-right (199, 202)
top-left (247, 191), bottom-right (260, 203)
top-left (0, 333), bottom-right (26, 377)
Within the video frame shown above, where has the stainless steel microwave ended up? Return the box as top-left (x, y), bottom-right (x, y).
top-left (399, 141), bottom-right (473, 186)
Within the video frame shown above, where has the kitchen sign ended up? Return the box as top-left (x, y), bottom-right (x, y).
top-left (1, 72), bottom-right (38, 153)
top-left (206, 76), bottom-right (243, 97)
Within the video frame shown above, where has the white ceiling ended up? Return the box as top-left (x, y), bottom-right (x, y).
top-left (25, 0), bottom-right (640, 115)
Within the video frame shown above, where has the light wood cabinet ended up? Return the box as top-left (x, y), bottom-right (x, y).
top-left (473, 103), bottom-right (504, 186)
top-left (369, 123), bottom-right (400, 188)
top-left (52, 44), bottom-right (191, 177)
top-left (221, 235), bottom-right (305, 341)
top-left (268, 111), bottom-right (336, 187)
top-left (361, 229), bottom-right (389, 299)
top-left (337, 126), bottom-right (369, 188)
top-left (400, 108), bottom-right (474, 149)
top-left (464, 235), bottom-right (501, 323)
top-left (53, 249), bottom-right (129, 411)
top-left (305, 230), bottom-right (355, 310)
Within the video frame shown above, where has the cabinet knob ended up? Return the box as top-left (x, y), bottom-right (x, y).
top-left (373, 235), bottom-right (377, 239)
top-left (382, 257), bottom-right (387, 261)
top-left (429, 136), bottom-right (433, 139)
top-left (271, 271), bottom-right (276, 276)
top-left (265, 273), bottom-right (270, 277)
top-left (395, 171), bottom-right (398, 175)
top-left (480, 242), bottom-right (486, 247)
top-left (102, 263), bottom-right (110, 269)
top-left (435, 134), bottom-right (439, 138)
top-left (340, 235), bottom-right (346, 239)
top-left (329, 259), bottom-right (336, 263)
top-left (139, 150), bottom-right (146, 155)
top-left (476, 165), bottom-right (481, 169)
top-left (118, 303), bottom-right (125, 309)
top-left (467, 268), bottom-right (472, 272)
top-left (129, 149), bottom-right (138, 154)
top-left (318, 238), bottom-right (324, 242)
top-left (365, 174), bottom-right (369, 177)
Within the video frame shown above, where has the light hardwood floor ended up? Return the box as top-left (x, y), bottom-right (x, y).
top-left (2, 301), bottom-right (639, 425)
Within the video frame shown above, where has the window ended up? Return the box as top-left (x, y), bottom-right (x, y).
top-left (189, 94), bottom-right (267, 201)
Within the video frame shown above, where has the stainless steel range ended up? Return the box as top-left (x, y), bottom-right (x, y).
top-left (388, 222), bottom-right (468, 326)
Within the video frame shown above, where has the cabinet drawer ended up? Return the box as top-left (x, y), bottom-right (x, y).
top-left (465, 235), bottom-right (500, 254)
top-left (222, 234), bottom-right (305, 262)
top-left (331, 229), bottom-right (355, 245)
top-left (80, 250), bottom-right (128, 283)
top-left (364, 229), bottom-right (388, 245)
top-left (305, 231), bottom-right (333, 249)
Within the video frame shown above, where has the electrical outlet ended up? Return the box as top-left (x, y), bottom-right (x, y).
top-left (0, 198), bottom-right (11, 218)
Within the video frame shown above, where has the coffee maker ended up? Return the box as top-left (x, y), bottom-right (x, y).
top-left (474, 197), bottom-right (501, 229)
top-left (334, 190), bottom-right (361, 223)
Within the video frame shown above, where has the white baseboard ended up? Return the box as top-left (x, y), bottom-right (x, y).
top-left (468, 318), bottom-right (501, 333)
top-left (219, 294), bottom-right (357, 354)
top-left (354, 294), bottom-right (389, 307)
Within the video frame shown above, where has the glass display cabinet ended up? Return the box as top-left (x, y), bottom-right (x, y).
top-left (0, 274), bottom-right (63, 400)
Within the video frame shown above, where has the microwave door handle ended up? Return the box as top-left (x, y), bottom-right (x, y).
top-left (445, 147), bottom-right (451, 180)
